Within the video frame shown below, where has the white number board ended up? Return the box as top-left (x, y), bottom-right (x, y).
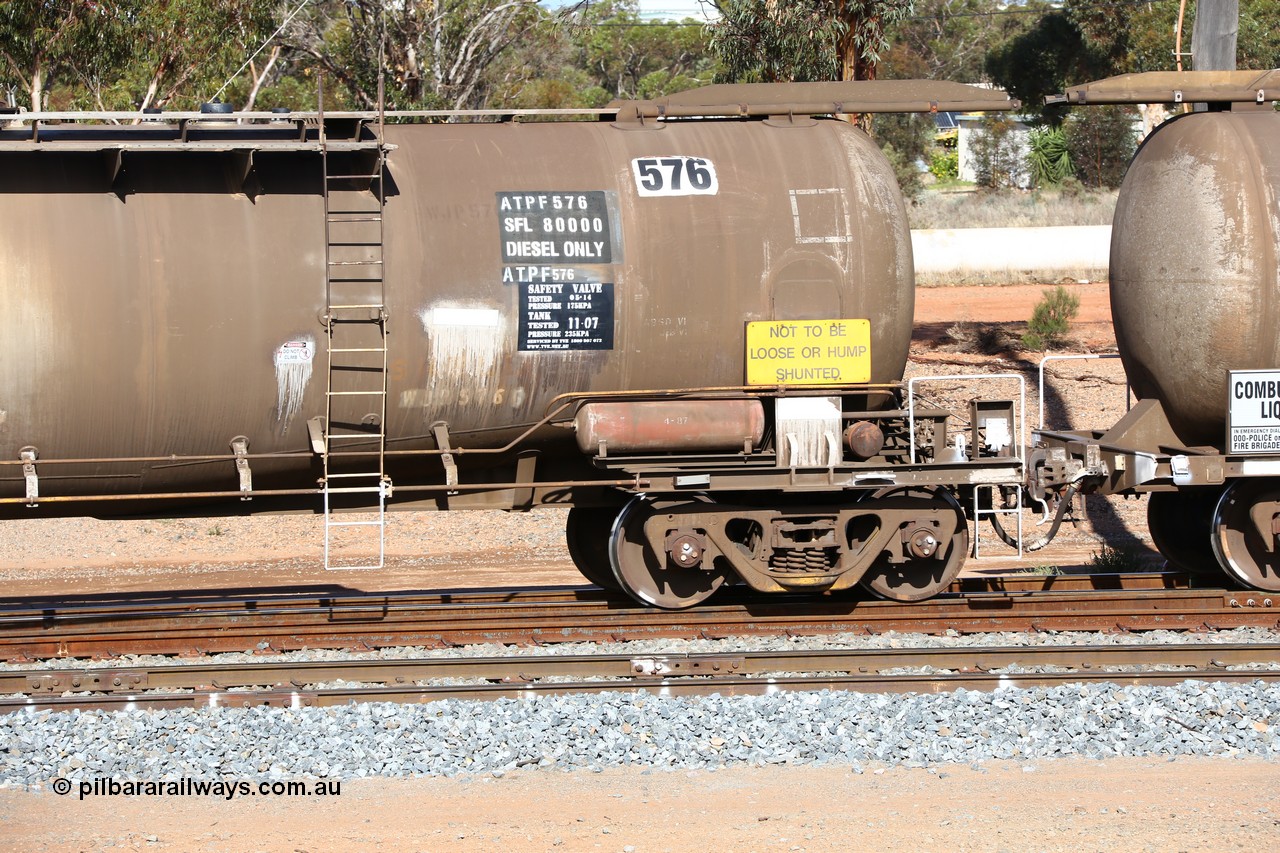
top-left (1228, 369), bottom-right (1280, 454)
top-left (631, 157), bottom-right (718, 197)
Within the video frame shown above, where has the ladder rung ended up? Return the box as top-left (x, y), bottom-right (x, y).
top-left (327, 390), bottom-right (386, 396)
top-left (329, 347), bottom-right (387, 353)
top-left (325, 472), bottom-right (384, 480)
top-left (325, 488), bottom-right (387, 496)
top-left (327, 173), bottom-right (383, 180)
top-left (327, 215), bottom-right (383, 222)
top-left (328, 260), bottom-right (384, 266)
top-left (326, 432), bottom-right (384, 440)
top-left (328, 303), bottom-right (385, 310)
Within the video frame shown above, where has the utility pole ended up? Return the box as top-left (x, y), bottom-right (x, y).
top-left (1191, 0), bottom-right (1239, 71)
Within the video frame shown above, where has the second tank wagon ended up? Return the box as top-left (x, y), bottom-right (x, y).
top-left (1034, 70), bottom-right (1280, 593)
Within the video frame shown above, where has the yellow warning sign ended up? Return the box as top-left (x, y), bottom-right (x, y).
top-left (745, 319), bottom-right (871, 385)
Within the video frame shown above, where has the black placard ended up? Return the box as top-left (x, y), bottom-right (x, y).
top-left (518, 279), bottom-right (614, 351)
top-left (497, 191), bottom-right (613, 264)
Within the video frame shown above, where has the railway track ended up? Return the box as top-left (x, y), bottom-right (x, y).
top-left (0, 572), bottom-right (1276, 660)
top-left (5, 642), bottom-right (1278, 713)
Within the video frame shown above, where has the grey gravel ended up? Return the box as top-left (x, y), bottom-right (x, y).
top-left (3, 679), bottom-right (1278, 787)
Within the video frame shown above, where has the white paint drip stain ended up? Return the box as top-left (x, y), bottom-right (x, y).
top-left (274, 338), bottom-right (315, 432)
top-left (421, 306), bottom-right (504, 392)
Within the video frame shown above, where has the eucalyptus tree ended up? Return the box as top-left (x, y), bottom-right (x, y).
top-left (282, 0), bottom-right (545, 109)
top-left (708, 0), bottom-right (914, 83)
top-left (0, 1), bottom-right (125, 110)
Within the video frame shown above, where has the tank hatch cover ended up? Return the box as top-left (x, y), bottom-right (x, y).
top-left (1049, 70), bottom-right (1280, 106)
top-left (612, 81), bottom-right (1019, 120)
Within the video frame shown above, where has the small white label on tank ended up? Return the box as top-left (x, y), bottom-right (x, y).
top-left (274, 340), bottom-right (315, 365)
top-left (273, 338), bottom-right (315, 432)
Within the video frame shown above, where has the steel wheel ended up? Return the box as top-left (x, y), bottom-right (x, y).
top-left (1147, 489), bottom-right (1223, 577)
top-left (1211, 478), bottom-right (1280, 592)
top-left (859, 487), bottom-right (969, 602)
top-left (565, 506), bottom-right (623, 591)
top-left (609, 495), bottom-right (730, 609)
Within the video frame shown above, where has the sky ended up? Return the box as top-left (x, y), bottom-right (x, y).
top-left (543, 1), bottom-right (719, 22)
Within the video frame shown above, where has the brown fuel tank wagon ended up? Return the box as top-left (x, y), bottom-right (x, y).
top-left (0, 81), bottom-right (1029, 607)
top-left (1032, 71), bottom-right (1280, 594)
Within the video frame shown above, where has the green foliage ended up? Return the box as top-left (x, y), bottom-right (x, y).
top-left (929, 150), bottom-right (959, 181)
top-left (488, 2), bottom-right (714, 109)
top-left (1089, 543), bottom-right (1146, 573)
top-left (985, 0), bottom-right (1279, 123)
top-left (984, 11), bottom-right (1097, 123)
top-left (1021, 285), bottom-right (1081, 350)
top-left (285, 0), bottom-right (546, 110)
top-left (971, 116), bottom-right (1028, 190)
top-left (571, 1), bottom-right (713, 99)
top-left (1027, 126), bottom-right (1073, 187)
top-left (0, 2), bottom-right (124, 109)
top-left (882, 0), bottom-right (1017, 82)
top-left (1236, 0), bottom-right (1280, 69)
top-left (874, 113), bottom-right (932, 198)
top-left (881, 144), bottom-right (923, 201)
top-left (709, 1), bottom-right (845, 82)
top-left (709, 0), bottom-right (912, 82)
top-left (1064, 106), bottom-right (1137, 189)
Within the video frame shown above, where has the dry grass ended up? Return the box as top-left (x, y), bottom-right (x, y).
top-left (908, 186), bottom-right (1118, 230)
top-left (916, 269), bottom-right (1105, 287)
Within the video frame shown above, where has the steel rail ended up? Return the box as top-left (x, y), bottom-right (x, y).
top-left (4, 652), bottom-right (1279, 713)
top-left (7, 642), bottom-right (1278, 697)
top-left (0, 574), bottom-right (1276, 660)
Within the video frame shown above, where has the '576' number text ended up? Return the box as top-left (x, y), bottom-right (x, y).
top-left (631, 157), bottom-right (718, 197)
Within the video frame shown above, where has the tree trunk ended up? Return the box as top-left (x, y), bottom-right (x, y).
top-left (30, 63), bottom-right (44, 112)
top-left (243, 46), bottom-right (282, 111)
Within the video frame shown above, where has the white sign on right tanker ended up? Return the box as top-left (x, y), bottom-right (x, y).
top-left (1228, 369), bottom-right (1280, 453)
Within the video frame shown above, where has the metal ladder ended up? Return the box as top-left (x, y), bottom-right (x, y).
top-left (319, 80), bottom-right (391, 569)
